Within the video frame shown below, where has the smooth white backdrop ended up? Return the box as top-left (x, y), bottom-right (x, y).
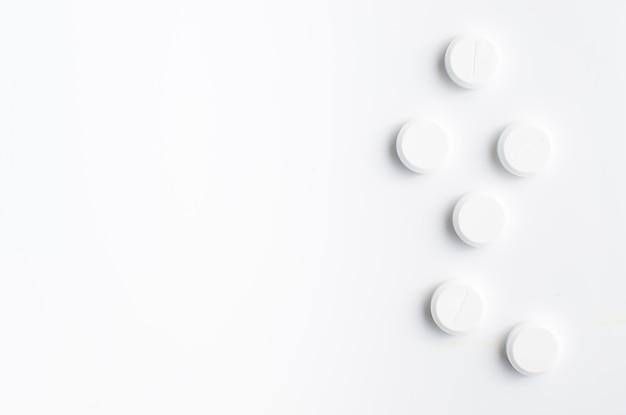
top-left (0, 0), bottom-right (625, 413)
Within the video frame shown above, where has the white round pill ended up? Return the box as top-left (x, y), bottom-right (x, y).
top-left (498, 122), bottom-right (552, 177)
top-left (396, 119), bottom-right (449, 173)
top-left (452, 193), bottom-right (506, 247)
top-left (506, 323), bottom-right (560, 375)
top-left (445, 36), bottom-right (498, 89)
top-left (430, 281), bottom-right (484, 335)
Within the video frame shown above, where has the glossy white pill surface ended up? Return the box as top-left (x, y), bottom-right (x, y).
top-left (430, 281), bottom-right (484, 335)
top-left (453, 193), bottom-right (506, 247)
top-left (445, 36), bottom-right (498, 89)
top-left (498, 122), bottom-right (552, 177)
top-left (506, 323), bottom-right (560, 376)
top-left (396, 119), bottom-right (449, 173)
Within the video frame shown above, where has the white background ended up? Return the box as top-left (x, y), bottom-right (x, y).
top-left (0, 0), bottom-right (625, 413)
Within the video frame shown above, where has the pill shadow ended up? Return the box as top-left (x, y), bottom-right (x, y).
top-left (497, 325), bottom-right (524, 377)
top-left (437, 44), bottom-right (462, 90)
top-left (443, 198), bottom-right (475, 250)
top-left (388, 123), bottom-right (420, 176)
top-left (490, 127), bottom-right (523, 179)
top-left (420, 284), bottom-right (448, 336)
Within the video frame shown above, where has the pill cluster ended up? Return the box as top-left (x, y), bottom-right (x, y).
top-left (397, 35), bottom-right (560, 376)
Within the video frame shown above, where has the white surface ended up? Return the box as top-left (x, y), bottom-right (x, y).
top-left (430, 281), bottom-right (484, 334)
top-left (498, 122), bottom-right (552, 176)
top-left (506, 323), bottom-right (560, 375)
top-left (445, 35), bottom-right (499, 89)
top-left (396, 119), bottom-right (449, 173)
top-left (1, 0), bottom-right (626, 414)
top-left (453, 192), bottom-right (507, 247)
